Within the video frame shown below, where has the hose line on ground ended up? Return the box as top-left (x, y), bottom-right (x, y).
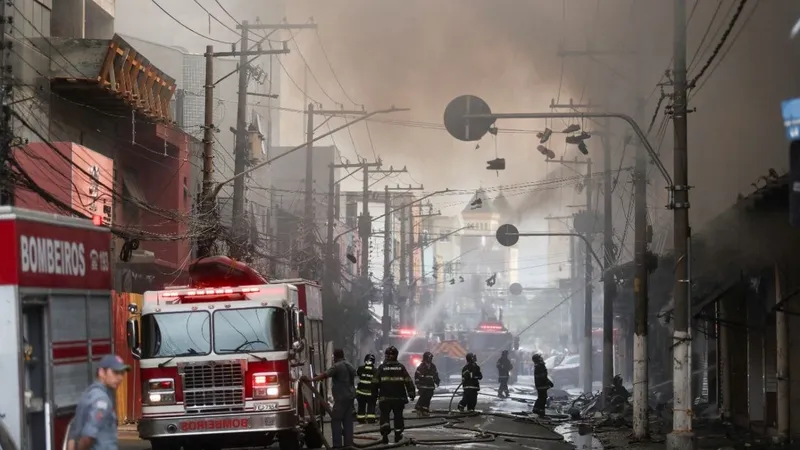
top-left (298, 377), bottom-right (565, 449)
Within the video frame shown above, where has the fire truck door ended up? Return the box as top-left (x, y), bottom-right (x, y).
top-left (21, 301), bottom-right (47, 450)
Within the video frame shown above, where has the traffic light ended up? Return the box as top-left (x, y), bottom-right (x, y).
top-left (790, 140), bottom-right (800, 226)
top-left (486, 158), bottom-right (505, 170)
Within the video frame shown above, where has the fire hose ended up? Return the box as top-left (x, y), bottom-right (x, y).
top-left (297, 377), bottom-right (565, 449)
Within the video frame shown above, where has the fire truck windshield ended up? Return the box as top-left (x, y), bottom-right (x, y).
top-left (470, 332), bottom-right (512, 352)
top-left (141, 311), bottom-right (211, 358)
top-left (214, 307), bottom-right (289, 353)
top-left (387, 337), bottom-right (428, 353)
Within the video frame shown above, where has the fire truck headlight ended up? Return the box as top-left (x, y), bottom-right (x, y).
top-left (147, 393), bottom-right (175, 404)
top-left (145, 378), bottom-right (176, 405)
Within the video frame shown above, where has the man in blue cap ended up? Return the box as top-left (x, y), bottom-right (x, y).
top-left (67, 354), bottom-right (130, 450)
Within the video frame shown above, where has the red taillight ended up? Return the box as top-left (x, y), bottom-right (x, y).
top-left (252, 372), bottom-right (281, 399)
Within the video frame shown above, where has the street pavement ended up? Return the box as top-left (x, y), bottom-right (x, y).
top-left (120, 380), bottom-right (593, 450)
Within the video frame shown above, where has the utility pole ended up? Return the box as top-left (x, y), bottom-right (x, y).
top-left (632, 9), bottom-right (651, 440)
top-left (324, 161), bottom-right (380, 301)
top-left (602, 118), bottom-right (615, 401)
top-left (230, 20), bottom-right (251, 259)
top-left (550, 101), bottom-right (616, 398)
top-left (360, 161), bottom-right (371, 278)
top-left (303, 102), bottom-right (315, 279)
top-left (300, 107), bottom-right (367, 280)
top-left (583, 158), bottom-right (594, 395)
top-left (410, 206), bottom-right (440, 325)
top-left (382, 185), bottom-right (393, 339)
top-left (667, 0), bottom-right (693, 449)
top-left (546, 156), bottom-right (594, 393)
top-left (197, 46), bottom-right (216, 257)
top-left (545, 214), bottom-right (580, 348)
top-left (198, 29), bottom-right (290, 259)
top-left (386, 184), bottom-right (424, 326)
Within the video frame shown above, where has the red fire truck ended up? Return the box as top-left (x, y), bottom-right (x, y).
top-left (0, 207), bottom-right (112, 450)
top-left (382, 327), bottom-right (430, 370)
top-left (125, 257), bottom-right (327, 450)
top-left (468, 320), bottom-right (519, 383)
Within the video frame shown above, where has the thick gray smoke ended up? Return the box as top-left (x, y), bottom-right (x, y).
top-left (281, 0), bottom-right (656, 207)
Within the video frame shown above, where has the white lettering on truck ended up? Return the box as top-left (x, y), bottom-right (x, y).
top-left (20, 235), bottom-right (86, 277)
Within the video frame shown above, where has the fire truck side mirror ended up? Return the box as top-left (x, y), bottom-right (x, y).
top-left (295, 310), bottom-right (306, 340)
top-left (126, 318), bottom-right (141, 359)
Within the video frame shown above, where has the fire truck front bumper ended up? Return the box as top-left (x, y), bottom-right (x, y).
top-left (138, 410), bottom-right (297, 439)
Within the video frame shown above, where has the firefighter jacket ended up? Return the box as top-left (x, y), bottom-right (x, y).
top-left (356, 363), bottom-right (376, 397)
top-left (461, 362), bottom-right (483, 390)
top-left (534, 362), bottom-right (553, 389)
top-left (414, 362), bottom-right (441, 391)
top-left (496, 356), bottom-right (513, 378)
top-left (373, 360), bottom-right (416, 403)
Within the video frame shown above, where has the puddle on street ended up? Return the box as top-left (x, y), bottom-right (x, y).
top-left (554, 424), bottom-right (604, 450)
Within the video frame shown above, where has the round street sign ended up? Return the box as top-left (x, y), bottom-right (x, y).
top-left (509, 282), bottom-right (523, 296)
top-left (496, 223), bottom-right (519, 247)
top-left (443, 95), bottom-right (495, 142)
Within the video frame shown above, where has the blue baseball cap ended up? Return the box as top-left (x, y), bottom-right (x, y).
top-left (97, 354), bottom-right (131, 372)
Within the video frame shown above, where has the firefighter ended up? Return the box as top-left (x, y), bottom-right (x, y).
top-left (414, 351), bottom-right (440, 416)
top-left (356, 354), bottom-right (378, 424)
top-left (374, 346), bottom-right (416, 444)
top-left (532, 353), bottom-right (553, 416)
top-left (457, 352), bottom-right (482, 412)
top-left (496, 350), bottom-right (513, 399)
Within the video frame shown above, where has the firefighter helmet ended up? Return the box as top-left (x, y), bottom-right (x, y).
top-left (365, 354), bottom-right (376, 365)
top-left (501, 349), bottom-right (509, 357)
top-left (385, 346), bottom-right (399, 361)
top-left (423, 351), bottom-right (433, 363)
top-left (466, 353), bottom-right (477, 363)
top-left (532, 353), bottom-right (543, 363)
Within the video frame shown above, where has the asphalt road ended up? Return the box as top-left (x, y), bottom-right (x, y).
top-left (120, 381), bottom-right (592, 450)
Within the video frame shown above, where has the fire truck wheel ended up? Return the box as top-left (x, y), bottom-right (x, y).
top-left (303, 423), bottom-right (324, 449)
top-left (277, 430), bottom-right (300, 450)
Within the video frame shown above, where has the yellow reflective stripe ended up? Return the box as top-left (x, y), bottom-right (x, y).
top-left (356, 390), bottom-right (373, 396)
top-left (358, 380), bottom-right (372, 384)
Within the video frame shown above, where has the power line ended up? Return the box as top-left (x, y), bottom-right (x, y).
top-left (193, 0), bottom-right (239, 36)
top-left (150, 0), bottom-right (234, 45)
top-left (313, 28), bottom-right (361, 107)
top-left (688, 0), bottom-right (749, 89)
top-left (691, 0), bottom-right (761, 97)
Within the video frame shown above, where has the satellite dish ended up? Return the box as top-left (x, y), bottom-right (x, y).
top-left (509, 283), bottom-right (523, 296)
top-left (443, 95), bottom-right (495, 142)
top-left (496, 224), bottom-right (520, 247)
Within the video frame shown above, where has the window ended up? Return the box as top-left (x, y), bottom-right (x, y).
top-left (214, 307), bottom-right (288, 354)
top-left (140, 311), bottom-right (211, 358)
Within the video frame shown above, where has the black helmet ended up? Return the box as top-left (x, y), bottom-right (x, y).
top-left (385, 346), bottom-right (399, 361)
top-left (501, 349), bottom-right (509, 357)
top-left (613, 374), bottom-right (623, 385)
top-left (423, 351), bottom-right (433, 363)
top-left (365, 354), bottom-right (376, 365)
top-left (532, 353), bottom-right (543, 363)
top-left (466, 353), bottom-right (477, 363)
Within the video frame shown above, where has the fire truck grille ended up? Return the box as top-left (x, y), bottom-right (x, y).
top-left (181, 361), bottom-right (245, 411)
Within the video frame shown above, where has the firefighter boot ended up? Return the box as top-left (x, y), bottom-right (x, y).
top-left (380, 434), bottom-right (389, 445)
top-left (394, 431), bottom-right (403, 443)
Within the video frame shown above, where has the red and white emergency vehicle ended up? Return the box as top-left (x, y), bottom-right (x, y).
top-left (126, 257), bottom-right (327, 450)
top-left (0, 207), bottom-right (112, 450)
top-left (383, 328), bottom-right (430, 370)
